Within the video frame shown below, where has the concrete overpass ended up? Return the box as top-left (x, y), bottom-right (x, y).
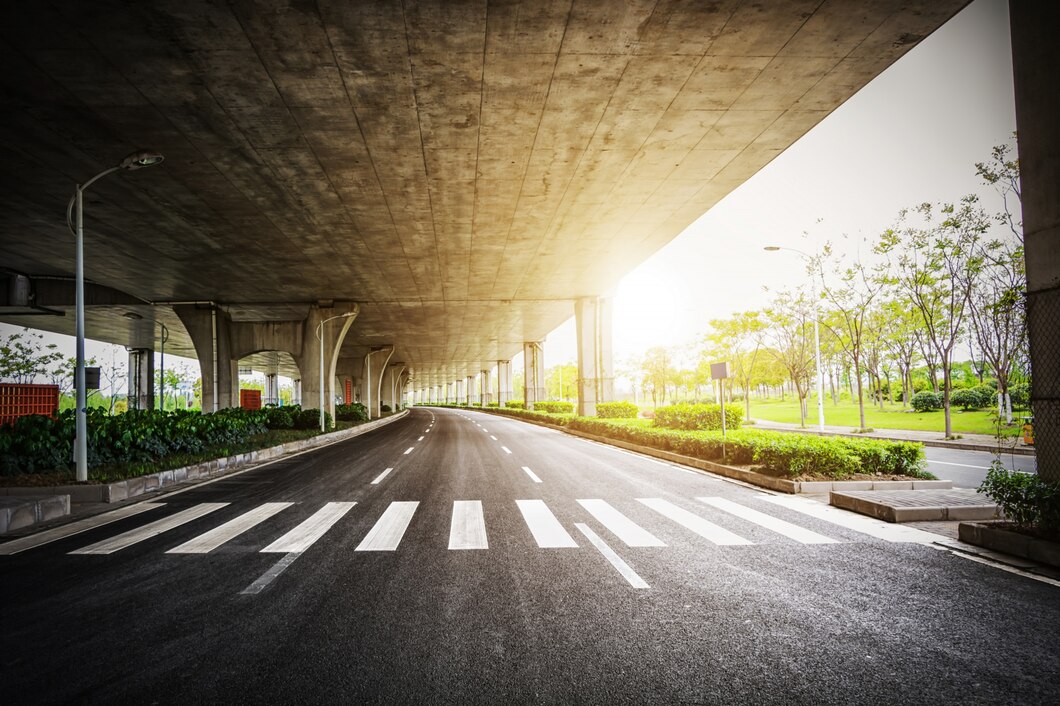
top-left (0, 2), bottom-right (1057, 475)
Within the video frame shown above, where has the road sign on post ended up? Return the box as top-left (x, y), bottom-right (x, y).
top-left (711, 362), bottom-right (731, 457)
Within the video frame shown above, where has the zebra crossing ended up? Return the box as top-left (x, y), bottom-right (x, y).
top-left (0, 494), bottom-right (944, 558)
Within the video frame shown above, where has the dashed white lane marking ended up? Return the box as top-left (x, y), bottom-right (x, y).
top-left (168, 503), bottom-right (293, 554)
top-left (418, 436), bottom-right (425, 441)
top-left (356, 501), bottom-right (419, 551)
top-left (449, 500), bottom-right (488, 550)
top-left (71, 503), bottom-right (230, 555)
top-left (521, 466), bottom-right (543, 483)
top-left (501, 446), bottom-right (512, 454)
top-left (0, 502), bottom-right (165, 555)
top-left (404, 447), bottom-right (415, 455)
top-left (760, 495), bottom-right (945, 544)
top-left (241, 552), bottom-right (302, 595)
top-left (577, 499), bottom-right (665, 547)
top-left (261, 502), bottom-right (356, 553)
top-left (637, 498), bottom-right (752, 546)
top-left (516, 499), bottom-right (578, 548)
top-left (696, 497), bottom-right (838, 545)
top-left (371, 467), bottom-right (395, 485)
top-left (575, 523), bottom-right (650, 589)
top-left (490, 435), bottom-right (498, 441)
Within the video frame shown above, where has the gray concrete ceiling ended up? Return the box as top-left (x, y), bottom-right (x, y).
top-left (0, 0), bottom-right (966, 386)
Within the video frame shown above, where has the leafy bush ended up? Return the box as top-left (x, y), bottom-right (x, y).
top-left (262, 406), bottom-right (295, 429)
top-left (533, 401), bottom-right (574, 414)
top-left (979, 463), bottom-right (1060, 534)
top-left (654, 403), bottom-right (742, 431)
top-left (911, 391), bottom-right (943, 412)
top-left (951, 386), bottom-right (995, 411)
top-left (1009, 382), bottom-right (1030, 407)
top-left (595, 401), bottom-right (639, 419)
top-left (505, 401), bottom-right (526, 409)
top-left (335, 403), bottom-right (368, 422)
top-left (380, 404), bottom-right (392, 413)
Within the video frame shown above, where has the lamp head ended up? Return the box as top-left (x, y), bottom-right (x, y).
top-left (119, 150), bottom-right (164, 170)
top-left (764, 246), bottom-right (781, 252)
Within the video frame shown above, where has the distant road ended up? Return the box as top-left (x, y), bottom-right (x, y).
top-left (924, 446), bottom-right (1037, 488)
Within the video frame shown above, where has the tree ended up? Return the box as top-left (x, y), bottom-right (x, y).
top-left (877, 196), bottom-right (988, 438)
top-left (707, 311), bottom-right (765, 422)
top-left (0, 328), bottom-right (64, 383)
top-left (816, 242), bottom-right (886, 431)
top-left (879, 299), bottom-right (922, 407)
top-left (640, 347), bottom-right (673, 408)
top-left (546, 363), bottom-right (577, 401)
top-left (764, 289), bottom-right (816, 427)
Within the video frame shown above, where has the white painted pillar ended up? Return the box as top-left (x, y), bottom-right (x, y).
top-left (523, 341), bottom-right (546, 409)
top-left (480, 369), bottom-right (491, 406)
top-left (456, 378), bottom-right (465, 405)
top-left (497, 360), bottom-right (512, 407)
top-left (575, 296), bottom-right (614, 417)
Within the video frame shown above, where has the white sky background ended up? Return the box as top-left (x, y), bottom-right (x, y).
top-left (546, 0), bottom-right (1017, 369)
top-left (2, 0), bottom-right (1017, 391)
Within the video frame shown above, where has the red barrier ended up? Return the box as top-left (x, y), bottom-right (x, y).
top-left (0, 383), bottom-right (60, 425)
top-left (240, 389), bottom-right (262, 410)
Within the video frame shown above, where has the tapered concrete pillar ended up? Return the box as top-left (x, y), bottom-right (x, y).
top-left (175, 305), bottom-right (238, 411)
top-left (127, 348), bottom-right (155, 411)
top-left (1012, 2), bottom-right (1060, 482)
top-left (523, 341), bottom-right (546, 409)
top-left (383, 363), bottom-right (405, 411)
top-left (293, 379), bottom-right (302, 405)
top-left (467, 375), bottom-right (477, 405)
top-left (575, 296), bottom-right (615, 417)
top-left (264, 368), bottom-right (279, 407)
top-left (480, 369), bottom-right (491, 406)
top-left (456, 378), bottom-right (465, 405)
top-left (301, 304), bottom-right (359, 424)
top-left (360, 346), bottom-right (394, 419)
top-left (497, 360), bottom-right (512, 407)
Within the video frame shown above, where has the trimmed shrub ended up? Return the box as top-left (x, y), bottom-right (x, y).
top-left (595, 401), bottom-right (639, 419)
top-left (979, 464), bottom-right (1060, 534)
top-left (533, 401), bottom-right (574, 414)
top-left (653, 403), bottom-right (742, 431)
top-left (335, 403), bottom-right (368, 422)
top-left (380, 404), bottom-right (392, 412)
top-left (911, 391), bottom-right (943, 412)
top-left (505, 401), bottom-right (526, 409)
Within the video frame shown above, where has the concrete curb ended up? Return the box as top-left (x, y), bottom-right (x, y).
top-left (830, 490), bottom-right (999, 523)
top-left (0, 410), bottom-right (408, 508)
top-left (958, 521), bottom-right (1060, 569)
top-left (448, 407), bottom-right (948, 495)
top-left (0, 495), bottom-right (70, 534)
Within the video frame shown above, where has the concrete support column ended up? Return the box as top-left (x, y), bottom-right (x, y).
top-left (523, 341), bottom-right (546, 410)
top-left (264, 369), bottom-right (279, 407)
top-left (456, 378), bottom-right (465, 405)
top-left (383, 363), bottom-right (404, 411)
top-left (300, 304), bottom-right (359, 424)
top-left (293, 379), bottom-right (302, 405)
top-left (575, 296), bottom-right (615, 417)
top-left (497, 360), bottom-right (512, 407)
top-left (467, 375), bottom-right (478, 405)
top-left (127, 348), bottom-right (155, 411)
top-left (1012, 2), bottom-right (1060, 482)
top-left (175, 305), bottom-right (238, 411)
top-left (479, 369), bottom-right (491, 406)
top-left (360, 346), bottom-right (395, 419)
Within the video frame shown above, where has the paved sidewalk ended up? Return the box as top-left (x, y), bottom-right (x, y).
top-left (749, 418), bottom-right (1034, 456)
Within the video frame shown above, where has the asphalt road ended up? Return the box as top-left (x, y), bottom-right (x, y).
top-left (924, 447), bottom-right (1037, 488)
top-left (2, 407), bottom-right (1057, 705)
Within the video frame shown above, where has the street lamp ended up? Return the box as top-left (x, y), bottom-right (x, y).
top-left (66, 150), bottom-right (164, 481)
top-left (317, 311), bottom-right (356, 432)
top-left (764, 245), bottom-right (825, 432)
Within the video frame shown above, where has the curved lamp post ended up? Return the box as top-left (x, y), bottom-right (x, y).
top-left (764, 245), bottom-right (825, 432)
top-left (66, 150), bottom-right (164, 481)
top-left (317, 311), bottom-right (356, 432)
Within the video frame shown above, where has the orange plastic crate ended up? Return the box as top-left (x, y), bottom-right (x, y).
top-left (0, 383), bottom-right (60, 425)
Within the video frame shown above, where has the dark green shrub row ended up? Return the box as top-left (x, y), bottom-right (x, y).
top-left (533, 401), bottom-right (574, 414)
top-left (979, 464), bottom-right (1060, 534)
top-left (335, 403), bottom-right (368, 422)
top-left (0, 406), bottom-right (332, 476)
top-left (595, 401), bottom-right (639, 419)
top-left (654, 403), bottom-right (742, 431)
top-left (505, 401), bottom-right (526, 409)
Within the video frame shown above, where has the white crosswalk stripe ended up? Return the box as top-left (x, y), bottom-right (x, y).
top-left (168, 503), bottom-right (294, 554)
top-left (449, 500), bottom-right (488, 550)
top-left (577, 499), bottom-right (665, 547)
top-left (637, 498), bottom-right (752, 546)
top-left (760, 495), bottom-right (944, 544)
top-left (0, 502), bottom-right (165, 555)
top-left (516, 499), bottom-right (578, 548)
top-left (356, 501), bottom-right (419, 551)
top-left (261, 502), bottom-right (356, 553)
top-left (696, 497), bottom-right (839, 544)
top-left (71, 503), bottom-right (229, 555)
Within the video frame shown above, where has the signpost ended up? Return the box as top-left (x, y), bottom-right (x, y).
top-left (711, 362), bottom-right (731, 460)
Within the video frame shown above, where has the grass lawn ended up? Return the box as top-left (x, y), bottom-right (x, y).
top-left (748, 397), bottom-right (1024, 437)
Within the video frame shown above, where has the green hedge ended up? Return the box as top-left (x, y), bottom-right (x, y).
top-left (533, 401), bottom-right (574, 414)
top-left (0, 405), bottom-right (332, 476)
top-left (654, 403), bottom-right (742, 431)
top-left (595, 401), bottom-right (639, 419)
top-left (335, 403), bottom-right (368, 422)
top-left (912, 391), bottom-right (943, 412)
top-left (505, 401), bottom-right (526, 409)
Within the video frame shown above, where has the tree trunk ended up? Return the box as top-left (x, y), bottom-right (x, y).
top-left (854, 355), bottom-right (866, 431)
top-left (942, 362), bottom-right (953, 438)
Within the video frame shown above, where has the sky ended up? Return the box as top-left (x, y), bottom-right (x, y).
top-left (2, 0), bottom-right (1018, 393)
top-left (545, 0), bottom-right (1017, 369)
